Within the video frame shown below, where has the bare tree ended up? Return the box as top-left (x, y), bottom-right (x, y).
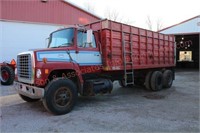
top-left (156, 18), bottom-right (164, 31)
top-left (104, 8), bottom-right (121, 21)
top-left (145, 15), bottom-right (164, 31)
top-left (104, 8), bottom-right (134, 25)
top-left (146, 15), bottom-right (153, 30)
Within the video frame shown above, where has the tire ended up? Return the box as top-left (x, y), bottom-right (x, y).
top-left (42, 78), bottom-right (78, 115)
top-left (19, 94), bottom-right (40, 102)
top-left (1, 65), bottom-right (15, 85)
top-left (150, 71), bottom-right (163, 91)
top-left (144, 71), bottom-right (153, 90)
top-left (162, 70), bottom-right (173, 88)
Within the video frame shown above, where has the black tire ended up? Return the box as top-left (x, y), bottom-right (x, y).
top-left (150, 71), bottom-right (163, 91)
top-left (42, 78), bottom-right (78, 115)
top-left (144, 71), bottom-right (153, 90)
top-left (162, 70), bottom-right (173, 88)
top-left (19, 94), bottom-right (40, 102)
top-left (1, 65), bottom-right (15, 85)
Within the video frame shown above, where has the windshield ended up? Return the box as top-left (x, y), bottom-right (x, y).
top-left (49, 28), bottom-right (74, 48)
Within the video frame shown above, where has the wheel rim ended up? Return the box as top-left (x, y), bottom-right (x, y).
top-left (1, 70), bottom-right (9, 82)
top-left (54, 87), bottom-right (72, 108)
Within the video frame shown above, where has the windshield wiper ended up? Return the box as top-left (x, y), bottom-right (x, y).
top-left (57, 43), bottom-right (72, 48)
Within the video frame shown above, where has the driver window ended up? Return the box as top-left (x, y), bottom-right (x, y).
top-left (77, 31), bottom-right (96, 48)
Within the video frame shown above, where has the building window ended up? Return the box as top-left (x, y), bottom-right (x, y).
top-left (179, 51), bottom-right (193, 62)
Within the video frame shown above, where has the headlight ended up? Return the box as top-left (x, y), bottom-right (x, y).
top-left (36, 69), bottom-right (42, 78)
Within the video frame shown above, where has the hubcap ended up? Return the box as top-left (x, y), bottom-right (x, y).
top-left (54, 87), bottom-right (72, 107)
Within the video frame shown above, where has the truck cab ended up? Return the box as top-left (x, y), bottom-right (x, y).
top-left (14, 26), bottom-right (112, 115)
top-left (47, 27), bottom-right (102, 66)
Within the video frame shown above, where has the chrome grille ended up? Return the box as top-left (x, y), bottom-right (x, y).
top-left (17, 54), bottom-right (32, 80)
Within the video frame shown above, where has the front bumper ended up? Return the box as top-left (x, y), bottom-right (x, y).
top-left (14, 81), bottom-right (44, 99)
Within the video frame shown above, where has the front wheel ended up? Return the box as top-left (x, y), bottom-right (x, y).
top-left (42, 78), bottom-right (78, 115)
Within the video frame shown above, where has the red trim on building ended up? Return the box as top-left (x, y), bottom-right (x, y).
top-left (0, 0), bottom-right (100, 25)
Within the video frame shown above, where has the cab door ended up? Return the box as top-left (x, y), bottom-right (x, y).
top-left (75, 30), bottom-right (102, 66)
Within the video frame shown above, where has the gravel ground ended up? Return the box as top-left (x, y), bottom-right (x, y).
top-left (0, 70), bottom-right (199, 132)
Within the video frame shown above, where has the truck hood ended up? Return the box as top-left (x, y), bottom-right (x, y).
top-left (33, 48), bottom-right (75, 62)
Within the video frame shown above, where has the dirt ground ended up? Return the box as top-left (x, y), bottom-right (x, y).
top-left (0, 69), bottom-right (199, 132)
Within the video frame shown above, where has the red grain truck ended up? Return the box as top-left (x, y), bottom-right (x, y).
top-left (14, 19), bottom-right (175, 115)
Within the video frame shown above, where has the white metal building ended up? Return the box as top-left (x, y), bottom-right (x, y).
top-left (160, 15), bottom-right (200, 68)
top-left (0, 21), bottom-right (63, 63)
top-left (0, 0), bottom-right (100, 63)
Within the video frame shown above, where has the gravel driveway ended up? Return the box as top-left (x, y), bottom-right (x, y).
top-left (0, 70), bottom-right (199, 132)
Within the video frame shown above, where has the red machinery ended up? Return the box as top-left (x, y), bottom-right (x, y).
top-left (14, 19), bottom-right (175, 115)
top-left (0, 59), bottom-right (16, 85)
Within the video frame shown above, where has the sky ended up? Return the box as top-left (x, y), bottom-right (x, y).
top-left (66, 0), bottom-right (200, 31)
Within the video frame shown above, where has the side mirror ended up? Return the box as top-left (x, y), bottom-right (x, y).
top-left (86, 29), bottom-right (93, 44)
top-left (45, 37), bottom-right (49, 48)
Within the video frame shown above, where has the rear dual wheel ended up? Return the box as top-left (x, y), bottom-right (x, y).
top-left (162, 70), bottom-right (173, 88)
top-left (150, 71), bottom-right (163, 91)
top-left (144, 70), bottom-right (173, 91)
top-left (144, 71), bottom-right (153, 90)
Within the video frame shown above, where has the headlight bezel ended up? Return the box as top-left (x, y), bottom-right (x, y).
top-left (15, 68), bottom-right (17, 75)
top-left (36, 69), bottom-right (42, 79)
